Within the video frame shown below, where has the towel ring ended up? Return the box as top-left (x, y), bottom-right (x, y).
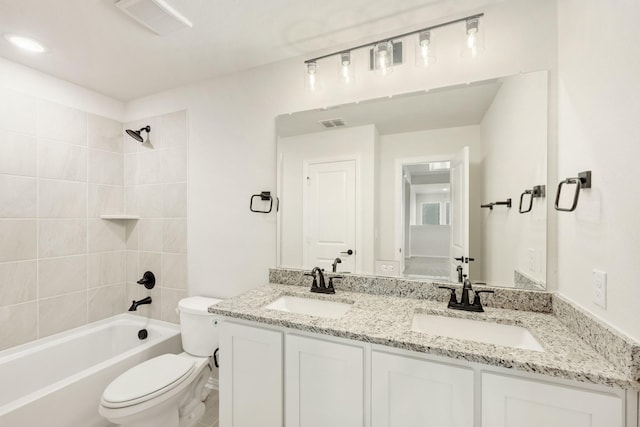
top-left (554, 171), bottom-right (591, 212)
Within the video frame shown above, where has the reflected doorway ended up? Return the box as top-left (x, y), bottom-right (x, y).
top-left (396, 148), bottom-right (469, 281)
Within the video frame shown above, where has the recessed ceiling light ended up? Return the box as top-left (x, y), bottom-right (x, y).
top-left (3, 33), bottom-right (48, 53)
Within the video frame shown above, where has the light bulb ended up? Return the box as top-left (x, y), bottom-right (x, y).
top-left (415, 30), bottom-right (436, 67)
top-left (305, 61), bottom-right (319, 91)
top-left (461, 17), bottom-right (484, 58)
top-left (339, 51), bottom-right (354, 84)
top-left (373, 41), bottom-right (394, 76)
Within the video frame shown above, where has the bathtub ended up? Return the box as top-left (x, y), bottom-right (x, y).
top-left (0, 313), bottom-right (181, 427)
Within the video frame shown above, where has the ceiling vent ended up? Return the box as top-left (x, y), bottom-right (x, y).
top-left (115, 0), bottom-right (193, 35)
top-left (319, 118), bottom-right (346, 129)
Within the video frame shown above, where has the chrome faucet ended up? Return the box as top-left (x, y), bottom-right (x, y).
top-left (438, 276), bottom-right (494, 312)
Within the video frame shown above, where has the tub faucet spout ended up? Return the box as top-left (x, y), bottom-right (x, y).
top-left (128, 296), bottom-right (152, 311)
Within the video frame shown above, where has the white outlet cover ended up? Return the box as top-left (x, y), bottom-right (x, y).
top-left (592, 269), bottom-right (607, 309)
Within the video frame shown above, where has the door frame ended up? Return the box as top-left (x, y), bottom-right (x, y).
top-left (394, 154), bottom-right (455, 276)
top-left (302, 155), bottom-right (362, 273)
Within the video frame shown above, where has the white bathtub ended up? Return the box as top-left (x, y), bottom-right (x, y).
top-left (0, 313), bottom-right (181, 427)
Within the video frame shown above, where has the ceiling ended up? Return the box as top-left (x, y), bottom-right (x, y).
top-left (0, 0), bottom-right (501, 101)
top-left (276, 79), bottom-right (501, 137)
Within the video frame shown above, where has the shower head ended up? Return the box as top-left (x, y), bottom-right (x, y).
top-left (125, 125), bottom-right (151, 143)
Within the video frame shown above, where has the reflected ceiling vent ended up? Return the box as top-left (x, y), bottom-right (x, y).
top-left (319, 118), bottom-right (346, 129)
top-left (115, 0), bottom-right (193, 35)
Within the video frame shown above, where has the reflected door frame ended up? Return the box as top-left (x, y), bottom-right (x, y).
top-left (302, 156), bottom-right (362, 273)
top-left (394, 154), bottom-right (456, 279)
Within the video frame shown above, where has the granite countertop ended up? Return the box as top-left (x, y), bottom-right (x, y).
top-left (210, 283), bottom-right (636, 390)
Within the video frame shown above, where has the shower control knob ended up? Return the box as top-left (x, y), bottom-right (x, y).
top-left (136, 271), bottom-right (156, 289)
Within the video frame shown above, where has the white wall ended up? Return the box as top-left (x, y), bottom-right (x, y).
top-left (277, 125), bottom-right (377, 273)
top-left (480, 71), bottom-right (548, 286)
top-left (378, 126), bottom-right (483, 275)
top-left (124, 0), bottom-right (557, 299)
top-left (556, 0), bottom-right (640, 340)
top-left (410, 226), bottom-right (451, 257)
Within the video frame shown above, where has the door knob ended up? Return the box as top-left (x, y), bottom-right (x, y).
top-left (340, 249), bottom-right (354, 255)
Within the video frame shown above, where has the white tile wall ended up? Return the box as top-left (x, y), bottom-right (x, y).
top-left (124, 111), bottom-right (188, 323)
top-left (0, 175), bottom-right (37, 218)
top-left (0, 131), bottom-right (37, 176)
top-left (0, 220), bottom-right (37, 263)
top-left (38, 255), bottom-right (87, 298)
top-left (39, 180), bottom-right (87, 218)
top-left (38, 100), bottom-right (87, 145)
top-left (39, 219), bottom-right (87, 258)
top-left (38, 291), bottom-right (88, 337)
top-left (0, 89), bottom-right (188, 351)
top-left (0, 89), bottom-right (128, 351)
top-left (38, 140), bottom-right (87, 182)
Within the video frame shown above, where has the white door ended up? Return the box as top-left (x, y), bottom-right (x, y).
top-left (449, 147), bottom-right (469, 281)
top-left (304, 160), bottom-right (356, 273)
top-left (285, 334), bottom-right (364, 427)
top-left (482, 373), bottom-right (623, 427)
top-left (372, 351), bottom-right (474, 427)
top-left (219, 322), bottom-right (283, 427)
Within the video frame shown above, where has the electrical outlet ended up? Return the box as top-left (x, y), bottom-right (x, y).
top-left (592, 269), bottom-right (607, 309)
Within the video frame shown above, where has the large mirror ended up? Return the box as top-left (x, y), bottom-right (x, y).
top-left (276, 70), bottom-right (548, 289)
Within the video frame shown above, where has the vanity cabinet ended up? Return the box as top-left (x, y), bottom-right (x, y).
top-left (219, 322), bottom-right (283, 427)
top-left (285, 334), bottom-right (365, 427)
top-left (371, 350), bottom-right (474, 427)
top-left (482, 373), bottom-right (624, 427)
top-left (220, 320), bottom-right (633, 427)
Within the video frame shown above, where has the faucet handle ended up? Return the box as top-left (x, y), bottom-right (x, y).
top-left (472, 289), bottom-right (494, 309)
top-left (304, 272), bottom-right (318, 289)
top-left (438, 286), bottom-right (458, 305)
top-left (328, 275), bottom-right (344, 291)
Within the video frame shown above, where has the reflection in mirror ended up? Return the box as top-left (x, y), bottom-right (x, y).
top-left (277, 70), bottom-right (548, 289)
top-left (401, 161), bottom-right (452, 280)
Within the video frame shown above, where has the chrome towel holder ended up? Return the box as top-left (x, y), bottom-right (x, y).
top-left (554, 171), bottom-right (592, 212)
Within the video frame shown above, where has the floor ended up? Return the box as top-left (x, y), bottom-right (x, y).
top-left (196, 389), bottom-right (220, 427)
top-left (403, 256), bottom-right (450, 279)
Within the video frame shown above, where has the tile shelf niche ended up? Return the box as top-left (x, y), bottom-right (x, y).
top-left (99, 215), bottom-right (140, 220)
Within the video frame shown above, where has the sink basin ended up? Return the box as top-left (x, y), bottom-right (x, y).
top-left (412, 313), bottom-right (544, 352)
top-left (265, 296), bottom-right (353, 319)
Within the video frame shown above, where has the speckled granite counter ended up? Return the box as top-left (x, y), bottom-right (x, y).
top-left (209, 282), bottom-right (640, 391)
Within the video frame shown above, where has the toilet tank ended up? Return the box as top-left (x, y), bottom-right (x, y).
top-left (178, 296), bottom-right (222, 357)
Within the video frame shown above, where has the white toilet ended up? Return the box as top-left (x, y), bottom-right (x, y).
top-left (99, 296), bottom-right (222, 427)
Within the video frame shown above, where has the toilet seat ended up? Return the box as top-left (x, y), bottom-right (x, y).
top-left (102, 354), bottom-right (196, 409)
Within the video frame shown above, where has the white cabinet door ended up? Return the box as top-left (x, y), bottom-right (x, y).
top-left (371, 350), bottom-right (474, 427)
top-left (285, 334), bottom-right (364, 427)
top-left (219, 321), bottom-right (283, 427)
top-left (482, 373), bottom-right (624, 427)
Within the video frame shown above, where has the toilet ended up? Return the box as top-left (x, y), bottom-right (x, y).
top-left (99, 296), bottom-right (222, 427)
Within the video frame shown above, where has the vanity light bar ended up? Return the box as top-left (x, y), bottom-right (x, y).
top-left (304, 12), bottom-right (484, 90)
top-left (303, 12), bottom-right (484, 65)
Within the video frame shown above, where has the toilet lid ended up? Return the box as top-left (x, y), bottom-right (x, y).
top-left (102, 354), bottom-right (195, 407)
